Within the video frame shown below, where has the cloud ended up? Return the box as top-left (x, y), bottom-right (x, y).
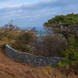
top-left (0, 0), bottom-right (78, 29)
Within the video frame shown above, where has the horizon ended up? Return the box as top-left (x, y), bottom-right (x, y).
top-left (0, 0), bottom-right (78, 30)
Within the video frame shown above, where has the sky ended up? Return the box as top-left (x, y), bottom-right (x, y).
top-left (0, 0), bottom-right (78, 30)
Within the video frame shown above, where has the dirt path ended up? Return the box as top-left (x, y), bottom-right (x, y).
top-left (0, 50), bottom-right (77, 78)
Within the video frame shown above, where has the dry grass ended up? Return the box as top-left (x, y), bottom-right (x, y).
top-left (0, 49), bottom-right (77, 78)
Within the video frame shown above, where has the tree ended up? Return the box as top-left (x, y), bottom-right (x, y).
top-left (44, 13), bottom-right (78, 39)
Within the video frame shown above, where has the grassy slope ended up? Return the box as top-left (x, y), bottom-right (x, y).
top-left (0, 49), bottom-right (77, 78)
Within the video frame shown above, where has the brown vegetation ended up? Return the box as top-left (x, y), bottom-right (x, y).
top-left (0, 24), bottom-right (67, 57)
top-left (34, 34), bottom-right (67, 57)
top-left (0, 24), bottom-right (37, 54)
top-left (0, 49), bottom-right (78, 78)
top-left (12, 31), bottom-right (37, 53)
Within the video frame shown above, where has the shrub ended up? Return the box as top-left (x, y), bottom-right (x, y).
top-left (58, 35), bottom-right (78, 71)
top-left (0, 24), bottom-right (20, 47)
top-left (12, 31), bottom-right (37, 53)
top-left (34, 34), bottom-right (67, 57)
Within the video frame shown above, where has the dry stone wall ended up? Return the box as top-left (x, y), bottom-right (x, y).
top-left (5, 45), bottom-right (62, 66)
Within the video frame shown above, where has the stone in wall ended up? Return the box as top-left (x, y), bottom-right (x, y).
top-left (5, 45), bottom-right (62, 66)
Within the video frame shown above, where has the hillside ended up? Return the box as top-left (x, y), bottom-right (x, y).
top-left (44, 13), bottom-right (78, 27)
top-left (0, 49), bottom-right (77, 78)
